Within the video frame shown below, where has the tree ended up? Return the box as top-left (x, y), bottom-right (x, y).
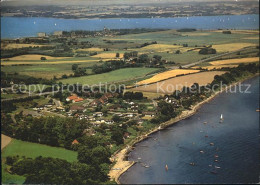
top-left (111, 129), bottom-right (124, 145)
top-left (112, 115), bottom-right (121, 123)
top-left (116, 53), bottom-right (120, 58)
top-left (40, 57), bottom-right (46, 60)
top-left (72, 64), bottom-right (79, 71)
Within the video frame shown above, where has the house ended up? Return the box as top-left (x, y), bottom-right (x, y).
top-left (70, 105), bottom-right (85, 112)
top-left (93, 112), bottom-right (103, 117)
top-left (37, 32), bottom-right (46, 37)
top-left (73, 98), bottom-right (84, 103)
top-left (108, 104), bottom-right (121, 111)
top-left (123, 132), bottom-right (130, 139)
top-left (56, 106), bottom-right (65, 111)
top-left (90, 99), bottom-right (102, 107)
top-left (143, 111), bottom-right (156, 117)
top-left (66, 95), bottom-right (84, 103)
top-left (126, 113), bottom-right (135, 118)
top-left (72, 139), bottom-right (79, 145)
top-left (53, 31), bottom-right (64, 36)
top-left (66, 95), bottom-right (79, 102)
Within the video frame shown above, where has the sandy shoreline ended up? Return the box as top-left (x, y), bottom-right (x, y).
top-left (108, 74), bottom-right (259, 184)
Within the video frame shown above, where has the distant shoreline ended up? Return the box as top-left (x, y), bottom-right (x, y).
top-left (109, 73), bottom-right (259, 184)
top-left (1, 13), bottom-right (259, 20)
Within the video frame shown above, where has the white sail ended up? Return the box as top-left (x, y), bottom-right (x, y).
top-left (220, 114), bottom-right (223, 120)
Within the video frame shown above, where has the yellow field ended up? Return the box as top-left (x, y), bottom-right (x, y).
top-left (137, 69), bottom-right (200, 85)
top-left (1, 43), bottom-right (51, 49)
top-left (210, 57), bottom-right (259, 65)
top-left (192, 65), bottom-right (239, 70)
top-left (4, 54), bottom-right (71, 61)
top-left (212, 30), bottom-right (259, 35)
top-left (242, 36), bottom-right (259, 40)
top-left (212, 43), bottom-right (256, 52)
top-left (182, 32), bottom-right (211, 36)
top-left (91, 53), bottom-right (124, 59)
top-left (132, 71), bottom-right (226, 94)
top-left (77, 48), bottom-right (104, 52)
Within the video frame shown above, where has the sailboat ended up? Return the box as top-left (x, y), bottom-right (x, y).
top-left (165, 164), bottom-right (168, 171)
top-left (219, 114), bottom-right (223, 123)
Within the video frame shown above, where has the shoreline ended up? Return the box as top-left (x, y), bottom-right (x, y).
top-left (108, 74), bottom-right (259, 184)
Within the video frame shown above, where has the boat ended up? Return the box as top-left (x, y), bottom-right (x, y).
top-left (203, 121), bottom-right (207, 124)
top-left (200, 150), bottom-right (204, 153)
top-left (219, 114), bottom-right (223, 123)
top-left (215, 166), bottom-right (221, 169)
top-left (138, 157), bottom-right (141, 160)
top-left (214, 155), bottom-right (219, 158)
top-left (158, 126), bottom-right (161, 130)
top-left (209, 164), bottom-right (212, 167)
top-left (214, 159), bottom-right (218, 162)
top-left (205, 135), bottom-right (209, 138)
top-left (210, 142), bottom-right (214, 146)
top-left (256, 109), bottom-right (260, 112)
top-left (189, 162), bottom-right (195, 166)
top-left (145, 165), bottom-right (150, 168)
top-left (165, 164), bottom-right (168, 171)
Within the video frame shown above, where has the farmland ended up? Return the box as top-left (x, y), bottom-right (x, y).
top-left (209, 57), bottom-right (259, 65)
top-left (137, 69), bottom-right (200, 85)
top-left (2, 138), bottom-right (77, 184)
top-left (132, 71), bottom-right (226, 94)
top-left (1, 29), bottom-right (259, 80)
top-left (60, 68), bottom-right (159, 85)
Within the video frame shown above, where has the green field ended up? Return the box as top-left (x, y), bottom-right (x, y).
top-left (60, 67), bottom-right (159, 85)
top-left (2, 139), bottom-right (77, 184)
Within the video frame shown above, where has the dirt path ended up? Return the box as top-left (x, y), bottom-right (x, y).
top-left (1, 134), bottom-right (12, 150)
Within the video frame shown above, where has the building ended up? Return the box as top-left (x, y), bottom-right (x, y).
top-left (37, 32), bottom-right (46, 37)
top-left (70, 105), bottom-right (85, 112)
top-left (73, 98), bottom-right (84, 103)
top-left (72, 139), bottom-right (79, 145)
top-left (143, 111), bottom-right (156, 117)
top-left (53, 31), bottom-right (64, 36)
top-left (66, 95), bottom-right (84, 103)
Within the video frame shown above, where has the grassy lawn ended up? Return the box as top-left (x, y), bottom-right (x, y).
top-left (60, 68), bottom-right (159, 85)
top-left (2, 139), bottom-right (78, 184)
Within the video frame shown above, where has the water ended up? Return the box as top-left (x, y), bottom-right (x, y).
top-left (1, 14), bottom-right (259, 38)
top-left (120, 76), bottom-right (259, 184)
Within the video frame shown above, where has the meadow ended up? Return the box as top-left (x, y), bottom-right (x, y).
top-left (132, 71), bottom-right (226, 94)
top-left (60, 68), bottom-right (159, 85)
top-left (2, 139), bottom-right (77, 184)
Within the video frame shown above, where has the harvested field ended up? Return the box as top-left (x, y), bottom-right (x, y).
top-left (1, 43), bottom-right (51, 49)
top-left (192, 65), bottom-right (239, 70)
top-left (132, 71), bottom-right (226, 94)
top-left (134, 44), bottom-right (183, 53)
top-left (1, 134), bottom-right (12, 150)
top-left (77, 47), bottom-right (104, 52)
top-left (137, 69), bottom-right (200, 85)
top-left (210, 57), bottom-right (259, 65)
top-left (91, 53), bottom-right (124, 59)
top-left (5, 54), bottom-right (71, 61)
top-left (212, 43), bottom-right (257, 52)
